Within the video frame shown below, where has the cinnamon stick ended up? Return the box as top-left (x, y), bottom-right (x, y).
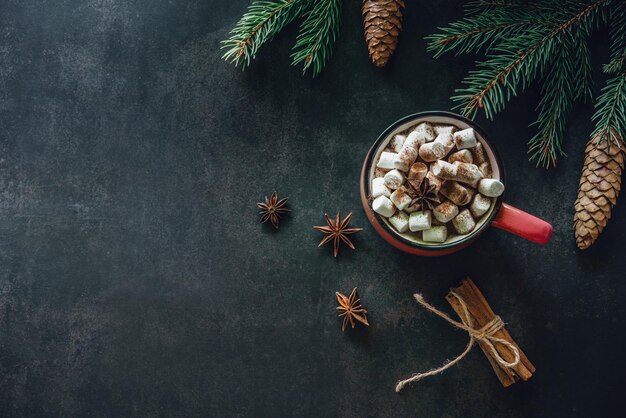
top-left (445, 277), bottom-right (535, 387)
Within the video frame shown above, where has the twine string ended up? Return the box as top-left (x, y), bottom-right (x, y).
top-left (395, 292), bottom-right (520, 393)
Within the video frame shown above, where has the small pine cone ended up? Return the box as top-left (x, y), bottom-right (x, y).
top-left (573, 134), bottom-right (625, 249)
top-left (362, 0), bottom-right (405, 68)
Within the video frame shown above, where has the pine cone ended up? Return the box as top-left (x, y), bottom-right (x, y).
top-left (362, 0), bottom-right (404, 68)
top-left (573, 134), bottom-right (625, 249)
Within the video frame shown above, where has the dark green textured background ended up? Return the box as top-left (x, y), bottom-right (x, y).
top-left (0, 0), bottom-right (624, 416)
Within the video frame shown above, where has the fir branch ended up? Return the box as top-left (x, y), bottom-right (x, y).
top-left (291, 0), bottom-right (342, 77)
top-left (591, 73), bottom-right (626, 145)
top-left (528, 38), bottom-right (577, 167)
top-left (221, 0), bottom-right (310, 68)
top-left (451, 0), bottom-right (609, 120)
top-left (426, 8), bottom-right (545, 58)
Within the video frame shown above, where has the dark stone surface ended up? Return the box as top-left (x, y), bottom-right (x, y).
top-left (0, 0), bottom-right (623, 416)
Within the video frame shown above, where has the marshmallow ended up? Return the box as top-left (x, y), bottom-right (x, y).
top-left (440, 181), bottom-right (471, 206)
top-left (377, 151), bottom-right (398, 170)
top-left (419, 142), bottom-right (446, 162)
top-left (390, 186), bottom-right (413, 211)
top-left (409, 210), bottom-right (432, 232)
top-left (423, 226), bottom-right (448, 243)
top-left (452, 209), bottom-right (476, 235)
top-left (470, 193), bottom-right (492, 217)
top-left (431, 160), bottom-right (458, 180)
top-left (433, 200), bottom-right (459, 223)
top-left (448, 149), bottom-right (473, 164)
top-left (478, 162), bottom-right (491, 178)
top-left (426, 171), bottom-right (443, 192)
top-left (434, 133), bottom-right (455, 155)
top-left (394, 139), bottom-right (419, 172)
top-left (389, 210), bottom-right (410, 233)
top-left (452, 162), bottom-right (483, 186)
top-left (412, 122), bottom-right (435, 143)
top-left (434, 125), bottom-right (457, 137)
top-left (471, 142), bottom-right (487, 164)
top-left (384, 169), bottom-right (405, 190)
top-left (453, 128), bottom-right (478, 149)
top-left (405, 131), bottom-right (426, 149)
top-left (372, 195), bottom-right (396, 217)
top-left (478, 178), bottom-right (505, 197)
top-left (371, 177), bottom-right (391, 199)
top-left (408, 162), bottom-right (428, 182)
top-left (390, 135), bottom-right (406, 153)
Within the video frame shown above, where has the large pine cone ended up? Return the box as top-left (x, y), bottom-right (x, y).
top-left (573, 134), bottom-right (625, 249)
top-left (362, 0), bottom-right (405, 68)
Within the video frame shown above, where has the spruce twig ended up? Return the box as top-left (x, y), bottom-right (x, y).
top-left (221, 0), bottom-right (311, 68)
top-left (593, 2), bottom-right (625, 145)
top-left (291, 0), bottom-right (342, 77)
top-left (428, 0), bottom-right (614, 166)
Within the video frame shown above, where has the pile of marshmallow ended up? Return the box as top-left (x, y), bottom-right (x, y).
top-left (370, 122), bottom-right (504, 243)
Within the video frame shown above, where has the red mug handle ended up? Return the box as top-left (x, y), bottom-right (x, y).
top-left (492, 203), bottom-right (553, 245)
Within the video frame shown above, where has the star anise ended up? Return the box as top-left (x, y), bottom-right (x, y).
top-left (405, 177), bottom-right (441, 211)
top-left (257, 192), bottom-right (290, 229)
top-left (336, 287), bottom-right (369, 331)
top-left (313, 211), bottom-right (363, 257)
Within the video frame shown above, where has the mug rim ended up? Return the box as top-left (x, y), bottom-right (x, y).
top-left (362, 111), bottom-right (506, 251)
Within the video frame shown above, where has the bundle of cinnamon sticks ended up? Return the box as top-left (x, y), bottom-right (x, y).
top-left (446, 278), bottom-right (535, 387)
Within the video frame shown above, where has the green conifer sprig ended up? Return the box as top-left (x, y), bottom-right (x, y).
top-left (592, 3), bottom-right (625, 145)
top-left (222, 0), bottom-right (342, 77)
top-left (427, 0), bottom-right (623, 168)
top-left (221, 1), bottom-right (310, 68)
top-left (291, 0), bottom-right (342, 77)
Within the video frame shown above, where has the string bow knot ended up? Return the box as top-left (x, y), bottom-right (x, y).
top-left (395, 292), bottom-right (520, 393)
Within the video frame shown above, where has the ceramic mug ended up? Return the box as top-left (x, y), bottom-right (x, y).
top-left (360, 111), bottom-right (553, 256)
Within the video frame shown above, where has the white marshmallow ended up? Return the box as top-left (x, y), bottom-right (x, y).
top-left (412, 122), bottom-right (435, 143)
top-left (434, 125), bottom-right (457, 137)
top-left (409, 211), bottom-right (432, 232)
top-left (394, 145), bottom-right (418, 172)
top-left (452, 161), bottom-right (483, 186)
top-left (389, 211), bottom-right (410, 233)
top-left (453, 128), bottom-right (478, 149)
top-left (470, 193), bottom-right (492, 217)
top-left (372, 195), bottom-right (396, 217)
top-left (448, 149), bottom-right (473, 164)
top-left (419, 142), bottom-right (446, 162)
top-left (431, 160), bottom-right (458, 180)
top-left (371, 177), bottom-right (391, 198)
top-left (423, 226), bottom-right (448, 243)
top-left (405, 131), bottom-right (426, 150)
top-left (452, 209), bottom-right (476, 235)
top-left (384, 169), bottom-right (405, 190)
top-left (434, 133), bottom-right (455, 155)
top-left (377, 151), bottom-right (398, 170)
top-left (390, 187), bottom-right (412, 211)
top-left (433, 201), bottom-right (459, 223)
top-left (390, 135), bottom-right (406, 153)
top-left (478, 178), bottom-right (505, 197)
